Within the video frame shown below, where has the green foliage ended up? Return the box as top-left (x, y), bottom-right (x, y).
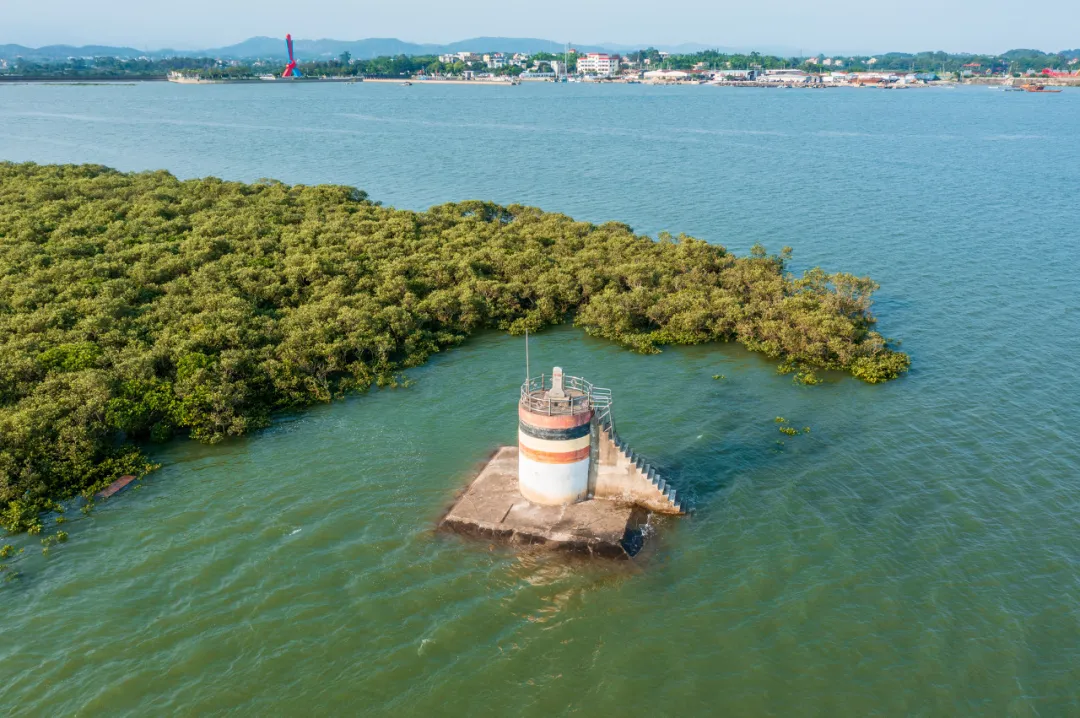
top-left (0, 544), bottom-right (13, 559)
top-left (775, 417), bottom-right (810, 436)
top-left (849, 351), bottom-right (911, 384)
top-left (793, 369), bottom-right (822, 385)
top-left (0, 162), bottom-right (908, 530)
top-left (37, 342), bottom-right (103, 372)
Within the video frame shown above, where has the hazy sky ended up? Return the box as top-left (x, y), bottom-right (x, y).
top-left (4, 0), bottom-right (1078, 54)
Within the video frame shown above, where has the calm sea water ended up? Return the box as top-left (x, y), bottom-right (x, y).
top-left (2, 82), bottom-right (1079, 716)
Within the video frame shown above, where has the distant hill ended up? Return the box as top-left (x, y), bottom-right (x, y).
top-left (204, 36), bottom-right (607, 60)
top-left (0, 43), bottom-right (182, 62)
top-left (0, 37), bottom-right (610, 62)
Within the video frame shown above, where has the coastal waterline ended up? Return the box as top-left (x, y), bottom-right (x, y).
top-left (1, 83), bottom-right (1079, 714)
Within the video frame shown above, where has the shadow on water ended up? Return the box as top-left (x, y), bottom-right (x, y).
top-left (645, 420), bottom-right (835, 516)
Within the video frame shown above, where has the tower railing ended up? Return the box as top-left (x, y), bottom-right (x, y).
top-left (520, 374), bottom-right (613, 429)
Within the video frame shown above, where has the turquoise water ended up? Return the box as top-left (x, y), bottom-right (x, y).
top-left (2, 82), bottom-right (1079, 715)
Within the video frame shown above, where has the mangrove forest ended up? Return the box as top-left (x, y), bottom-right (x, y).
top-left (0, 162), bottom-right (908, 532)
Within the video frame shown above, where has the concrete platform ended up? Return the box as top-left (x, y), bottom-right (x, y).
top-left (440, 447), bottom-right (648, 559)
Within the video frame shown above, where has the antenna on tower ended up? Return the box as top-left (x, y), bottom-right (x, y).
top-left (525, 329), bottom-right (530, 383)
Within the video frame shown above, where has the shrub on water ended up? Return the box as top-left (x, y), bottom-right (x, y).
top-left (849, 351), bottom-right (911, 384)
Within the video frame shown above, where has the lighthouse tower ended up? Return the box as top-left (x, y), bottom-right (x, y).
top-left (439, 365), bottom-right (684, 556)
top-left (517, 367), bottom-right (594, 505)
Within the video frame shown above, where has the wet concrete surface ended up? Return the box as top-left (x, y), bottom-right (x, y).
top-left (440, 447), bottom-right (647, 558)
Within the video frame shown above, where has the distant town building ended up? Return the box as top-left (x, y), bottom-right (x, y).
top-left (762, 69), bottom-right (810, 83)
top-left (867, 57), bottom-right (878, 65)
top-left (484, 53), bottom-right (506, 69)
top-left (577, 53), bottom-right (620, 76)
top-left (715, 68), bottom-right (757, 80)
top-left (644, 69), bottom-right (691, 82)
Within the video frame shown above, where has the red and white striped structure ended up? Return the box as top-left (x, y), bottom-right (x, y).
top-left (517, 367), bottom-right (595, 505)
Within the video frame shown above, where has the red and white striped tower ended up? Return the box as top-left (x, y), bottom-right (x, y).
top-left (518, 367), bottom-right (594, 505)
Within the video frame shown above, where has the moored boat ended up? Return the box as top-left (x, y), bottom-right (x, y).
top-left (1020, 84), bottom-right (1062, 93)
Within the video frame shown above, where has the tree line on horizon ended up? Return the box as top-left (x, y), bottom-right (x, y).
top-left (0, 163), bottom-right (908, 534)
top-left (3, 47), bottom-right (1077, 79)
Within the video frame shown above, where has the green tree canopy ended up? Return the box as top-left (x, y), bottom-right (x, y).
top-left (0, 163), bottom-right (908, 532)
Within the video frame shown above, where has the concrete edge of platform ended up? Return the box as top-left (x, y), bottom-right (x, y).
top-left (440, 507), bottom-right (649, 559)
top-left (438, 446), bottom-right (652, 559)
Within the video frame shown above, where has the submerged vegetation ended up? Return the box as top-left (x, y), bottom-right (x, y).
top-left (0, 163), bottom-right (908, 532)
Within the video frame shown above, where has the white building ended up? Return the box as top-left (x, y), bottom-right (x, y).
top-left (644, 69), bottom-right (691, 82)
top-left (576, 53), bottom-right (620, 76)
top-left (542, 60), bottom-right (566, 76)
top-left (484, 53), bottom-right (507, 69)
top-left (762, 69), bottom-right (810, 83)
top-left (713, 69), bottom-right (756, 80)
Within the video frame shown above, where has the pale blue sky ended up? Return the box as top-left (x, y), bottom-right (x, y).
top-left (4, 0), bottom-right (1078, 54)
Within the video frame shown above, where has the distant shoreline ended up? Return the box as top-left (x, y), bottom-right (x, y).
top-left (0, 75), bottom-right (166, 83)
top-left (3, 75), bottom-right (1076, 88)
